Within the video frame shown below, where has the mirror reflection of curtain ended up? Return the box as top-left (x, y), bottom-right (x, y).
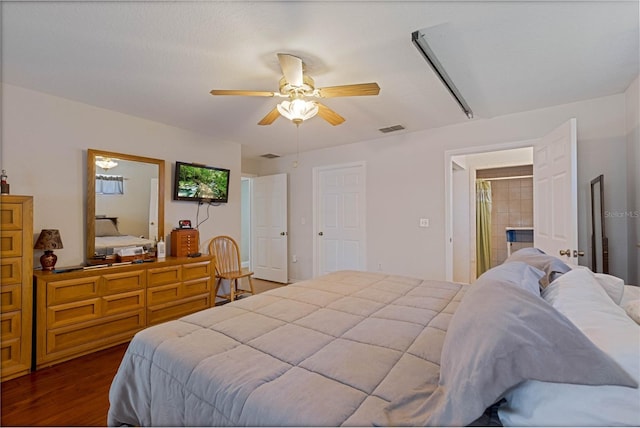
top-left (476, 179), bottom-right (492, 276)
top-left (96, 174), bottom-right (124, 195)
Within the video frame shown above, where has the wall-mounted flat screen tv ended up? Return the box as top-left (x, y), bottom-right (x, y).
top-left (173, 161), bottom-right (230, 203)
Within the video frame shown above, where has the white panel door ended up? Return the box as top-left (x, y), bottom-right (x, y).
top-left (251, 173), bottom-right (288, 283)
top-left (148, 178), bottom-right (158, 240)
top-left (533, 118), bottom-right (579, 264)
top-left (314, 163), bottom-right (366, 276)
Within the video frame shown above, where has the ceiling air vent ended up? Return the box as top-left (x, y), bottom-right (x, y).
top-left (379, 124), bottom-right (405, 134)
top-left (260, 153), bottom-right (281, 159)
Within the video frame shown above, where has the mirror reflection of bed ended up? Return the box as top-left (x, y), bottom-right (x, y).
top-left (94, 217), bottom-right (155, 256)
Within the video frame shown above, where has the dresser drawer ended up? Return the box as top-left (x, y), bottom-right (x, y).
top-left (1, 284), bottom-right (22, 312)
top-left (0, 203), bottom-right (22, 230)
top-left (147, 283), bottom-right (180, 306)
top-left (0, 311), bottom-right (21, 341)
top-left (182, 260), bottom-right (212, 281)
top-left (47, 276), bottom-right (100, 306)
top-left (147, 294), bottom-right (210, 326)
top-left (1, 338), bottom-right (21, 369)
top-left (46, 310), bottom-right (145, 356)
top-left (0, 231), bottom-right (22, 258)
top-left (101, 270), bottom-right (145, 295)
top-left (47, 298), bottom-right (101, 328)
top-left (148, 265), bottom-right (181, 287)
top-left (103, 290), bottom-right (145, 316)
top-left (0, 257), bottom-right (22, 286)
top-left (182, 277), bottom-right (211, 298)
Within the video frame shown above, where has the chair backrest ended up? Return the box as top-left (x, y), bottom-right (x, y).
top-left (208, 235), bottom-right (242, 275)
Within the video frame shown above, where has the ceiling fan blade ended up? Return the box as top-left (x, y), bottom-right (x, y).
top-left (317, 82), bottom-right (380, 98)
top-left (277, 53), bottom-right (304, 87)
top-left (257, 106), bottom-right (281, 125)
top-left (210, 89), bottom-right (275, 97)
top-left (316, 103), bottom-right (345, 126)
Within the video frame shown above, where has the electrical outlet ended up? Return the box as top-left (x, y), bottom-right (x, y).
top-left (419, 218), bottom-right (430, 228)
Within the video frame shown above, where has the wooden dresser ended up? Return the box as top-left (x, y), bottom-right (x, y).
top-left (171, 228), bottom-right (199, 257)
top-left (0, 195), bottom-right (34, 381)
top-left (33, 256), bottom-right (213, 369)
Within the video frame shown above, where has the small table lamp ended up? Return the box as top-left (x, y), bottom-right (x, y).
top-left (34, 229), bottom-right (64, 271)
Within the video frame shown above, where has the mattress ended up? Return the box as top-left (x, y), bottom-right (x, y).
top-left (108, 262), bottom-right (639, 427)
top-left (107, 270), bottom-right (466, 426)
top-left (95, 235), bottom-right (155, 255)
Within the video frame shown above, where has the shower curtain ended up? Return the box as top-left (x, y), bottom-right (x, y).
top-left (476, 179), bottom-right (492, 276)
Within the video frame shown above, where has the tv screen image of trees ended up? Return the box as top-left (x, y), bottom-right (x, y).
top-left (177, 165), bottom-right (228, 200)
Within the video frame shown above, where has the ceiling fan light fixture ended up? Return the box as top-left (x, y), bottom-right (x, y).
top-left (277, 98), bottom-right (319, 125)
top-left (95, 156), bottom-right (118, 170)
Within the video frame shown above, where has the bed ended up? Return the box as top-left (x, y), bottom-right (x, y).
top-left (94, 217), bottom-right (155, 256)
top-left (107, 249), bottom-right (640, 426)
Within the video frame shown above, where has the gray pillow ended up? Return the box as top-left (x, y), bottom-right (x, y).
top-left (384, 267), bottom-right (637, 427)
top-left (95, 218), bottom-right (121, 237)
top-left (504, 247), bottom-right (571, 287)
top-left (475, 261), bottom-right (543, 296)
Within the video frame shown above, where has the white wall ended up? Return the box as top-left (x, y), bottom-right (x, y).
top-left (253, 93), bottom-right (631, 282)
top-left (2, 83), bottom-right (242, 267)
top-left (451, 161), bottom-right (470, 283)
top-left (626, 75), bottom-right (640, 285)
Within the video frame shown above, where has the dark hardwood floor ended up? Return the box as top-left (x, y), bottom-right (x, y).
top-left (1, 343), bottom-right (129, 426)
top-left (0, 278), bottom-right (284, 426)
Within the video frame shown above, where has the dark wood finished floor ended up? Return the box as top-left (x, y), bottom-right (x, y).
top-left (1, 343), bottom-right (129, 426)
top-left (0, 278), bottom-right (284, 426)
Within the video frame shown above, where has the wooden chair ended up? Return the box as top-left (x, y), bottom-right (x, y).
top-left (208, 235), bottom-right (255, 302)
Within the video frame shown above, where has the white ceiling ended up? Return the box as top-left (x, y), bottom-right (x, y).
top-left (3, 1), bottom-right (638, 160)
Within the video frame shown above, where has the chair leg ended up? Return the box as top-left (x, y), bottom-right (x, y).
top-left (213, 277), bottom-right (222, 300)
top-left (247, 276), bottom-right (255, 295)
top-left (229, 279), bottom-right (236, 302)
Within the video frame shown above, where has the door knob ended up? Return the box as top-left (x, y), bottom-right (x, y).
top-left (318, 232), bottom-right (324, 236)
top-left (559, 249), bottom-right (571, 256)
top-left (573, 250), bottom-right (585, 257)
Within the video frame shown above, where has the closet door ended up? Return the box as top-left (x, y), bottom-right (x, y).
top-left (252, 174), bottom-right (288, 283)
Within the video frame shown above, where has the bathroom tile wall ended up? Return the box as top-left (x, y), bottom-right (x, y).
top-left (477, 165), bottom-right (534, 268)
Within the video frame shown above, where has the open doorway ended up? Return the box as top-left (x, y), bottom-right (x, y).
top-left (447, 145), bottom-right (534, 283)
top-left (445, 119), bottom-right (579, 283)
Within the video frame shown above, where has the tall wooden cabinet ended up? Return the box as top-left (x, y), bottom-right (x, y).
top-left (1, 195), bottom-right (34, 381)
top-left (33, 256), bottom-right (213, 368)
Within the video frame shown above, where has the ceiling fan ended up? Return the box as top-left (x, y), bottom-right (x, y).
top-left (210, 53), bottom-right (380, 126)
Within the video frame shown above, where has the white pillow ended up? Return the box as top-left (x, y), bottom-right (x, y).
top-left (623, 300), bottom-right (640, 324)
top-left (594, 272), bottom-right (625, 304)
top-left (498, 268), bottom-right (640, 427)
top-left (621, 285), bottom-right (640, 307)
top-left (570, 265), bottom-right (625, 304)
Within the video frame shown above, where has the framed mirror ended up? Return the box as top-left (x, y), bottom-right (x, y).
top-left (590, 174), bottom-right (608, 273)
top-left (87, 149), bottom-right (165, 263)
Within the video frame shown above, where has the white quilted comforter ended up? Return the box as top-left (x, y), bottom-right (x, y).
top-left (107, 270), bottom-right (466, 426)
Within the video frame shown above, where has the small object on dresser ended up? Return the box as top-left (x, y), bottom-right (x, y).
top-left (34, 229), bottom-right (64, 271)
top-left (157, 238), bottom-right (166, 259)
top-left (1, 169), bottom-right (9, 195)
top-left (170, 228), bottom-right (199, 257)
